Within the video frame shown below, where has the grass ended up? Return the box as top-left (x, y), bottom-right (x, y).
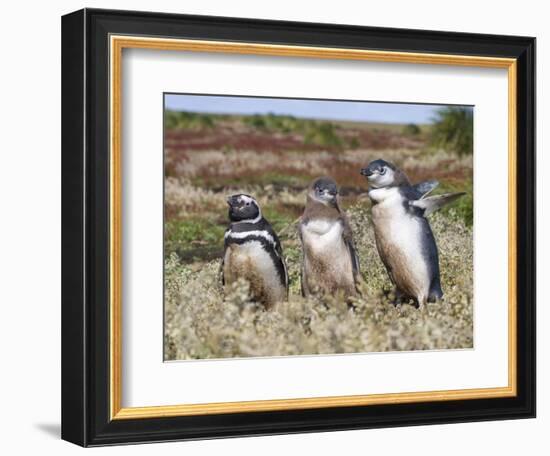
top-left (192, 171), bottom-right (310, 189)
top-left (165, 218), bottom-right (226, 262)
top-left (164, 207), bottom-right (473, 360)
top-left (438, 178), bottom-right (474, 227)
top-left (261, 205), bottom-right (296, 233)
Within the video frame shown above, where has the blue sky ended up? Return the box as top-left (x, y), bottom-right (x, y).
top-left (165, 94), bottom-right (472, 124)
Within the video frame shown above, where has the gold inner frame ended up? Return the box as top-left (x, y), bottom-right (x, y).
top-left (109, 35), bottom-right (517, 420)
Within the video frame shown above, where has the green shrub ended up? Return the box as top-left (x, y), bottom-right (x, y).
top-left (303, 122), bottom-right (343, 148)
top-left (243, 115), bottom-right (266, 129)
top-left (437, 179), bottom-right (473, 227)
top-left (243, 113), bottom-right (302, 133)
top-left (348, 137), bottom-right (361, 149)
top-left (165, 110), bottom-right (216, 130)
top-left (449, 193), bottom-right (473, 227)
top-left (430, 107), bottom-right (473, 156)
top-left (402, 123), bottom-right (421, 136)
top-left (242, 113), bottom-right (347, 149)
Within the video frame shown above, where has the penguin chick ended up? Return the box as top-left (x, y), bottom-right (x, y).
top-left (299, 177), bottom-right (360, 300)
top-left (360, 159), bottom-right (465, 308)
top-left (222, 194), bottom-right (288, 310)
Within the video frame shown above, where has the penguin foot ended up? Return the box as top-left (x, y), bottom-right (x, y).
top-left (427, 291), bottom-right (444, 303)
top-left (389, 288), bottom-right (408, 307)
top-left (346, 299), bottom-right (358, 312)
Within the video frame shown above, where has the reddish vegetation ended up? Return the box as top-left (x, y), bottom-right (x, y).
top-left (164, 119), bottom-right (471, 196)
top-left (164, 118), bottom-right (473, 265)
top-left (404, 165), bottom-right (470, 187)
top-left (165, 128), bottom-right (312, 153)
top-left (165, 123), bottom-right (423, 157)
top-left (164, 121), bottom-right (434, 187)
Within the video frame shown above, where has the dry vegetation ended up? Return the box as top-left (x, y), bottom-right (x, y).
top-left (164, 110), bottom-right (474, 360)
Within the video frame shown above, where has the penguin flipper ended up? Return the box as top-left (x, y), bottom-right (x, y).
top-left (275, 251), bottom-right (289, 299)
top-left (413, 179), bottom-right (439, 198)
top-left (219, 257), bottom-right (225, 286)
top-left (346, 239), bottom-right (360, 279)
top-left (300, 262), bottom-right (307, 298)
top-left (220, 228), bottom-right (231, 287)
top-left (341, 214), bottom-right (361, 287)
top-left (263, 222), bottom-right (289, 295)
top-left (342, 215), bottom-right (359, 271)
top-left (298, 226), bottom-right (308, 297)
top-left (409, 192), bottom-right (465, 216)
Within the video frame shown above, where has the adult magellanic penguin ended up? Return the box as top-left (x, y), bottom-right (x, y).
top-left (222, 194), bottom-right (288, 309)
top-left (360, 159), bottom-right (464, 308)
top-left (299, 177), bottom-right (360, 300)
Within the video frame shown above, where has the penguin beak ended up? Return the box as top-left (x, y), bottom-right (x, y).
top-left (226, 196), bottom-right (234, 207)
top-left (323, 189), bottom-right (337, 199)
top-left (360, 167), bottom-right (373, 177)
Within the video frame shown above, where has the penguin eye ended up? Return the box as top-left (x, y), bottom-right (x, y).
top-left (245, 201), bottom-right (251, 206)
top-left (380, 167), bottom-right (387, 175)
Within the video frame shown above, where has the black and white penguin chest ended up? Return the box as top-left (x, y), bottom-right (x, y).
top-left (223, 225), bottom-right (287, 307)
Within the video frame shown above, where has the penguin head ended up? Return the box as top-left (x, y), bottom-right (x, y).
top-left (309, 176), bottom-right (338, 206)
top-left (360, 159), bottom-right (405, 189)
top-left (226, 194), bottom-right (261, 223)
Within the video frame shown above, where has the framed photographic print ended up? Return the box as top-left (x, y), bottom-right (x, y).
top-left (61, 8), bottom-right (536, 447)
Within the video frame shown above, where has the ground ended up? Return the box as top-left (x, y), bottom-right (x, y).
top-left (163, 112), bottom-right (473, 360)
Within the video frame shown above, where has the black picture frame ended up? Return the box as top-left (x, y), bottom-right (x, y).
top-left (62, 8), bottom-right (536, 447)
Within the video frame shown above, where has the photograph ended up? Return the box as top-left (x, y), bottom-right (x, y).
top-left (163, 94), bottom-right (474, 361)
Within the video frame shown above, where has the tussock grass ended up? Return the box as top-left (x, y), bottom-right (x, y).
top-left (164, 206), bottom-right (473, 360)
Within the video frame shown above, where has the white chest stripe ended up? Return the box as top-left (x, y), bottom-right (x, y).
top-left (232, 212), bottom-right (262, 225)
top-left (225, 229), bottom-right (276, 248)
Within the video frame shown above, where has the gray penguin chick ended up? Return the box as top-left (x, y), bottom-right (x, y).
top-left (360, 159), bottom-right (464, 308)
top-left (299, 177), bottom-right (360, 300)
